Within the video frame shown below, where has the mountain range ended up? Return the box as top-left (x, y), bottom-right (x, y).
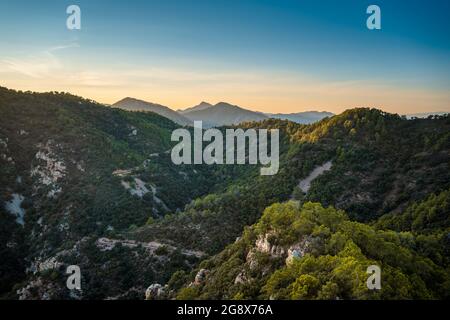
top-left (113, 98), bottom-right (334, 127)
top-left (113, 97), bottom-right (448, 128)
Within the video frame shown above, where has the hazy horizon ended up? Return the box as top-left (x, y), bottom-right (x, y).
top-left (1, 0), bottom-right (449, 114)
top-left (2, 85), bottom-right (450, 117)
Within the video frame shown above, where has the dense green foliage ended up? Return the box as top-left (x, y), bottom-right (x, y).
top-left (376, 189), bottom-right (450, 233)
top-left (174, 202), bottom-right (450, 300)
top-left (134, 108), bottom-right (449, 256)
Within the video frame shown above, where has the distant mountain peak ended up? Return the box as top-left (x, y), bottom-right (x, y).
top-left (214, 102), bottom-right (238, 108)
top-left (178, 101), bottom-right (214, 115)
top-left (115, 97), bottom-right (162, 107)
top-left (180, 101), bottom-right (268, 127)
top-left (113, 97), bottom-right (192, 126)
top-left (114, 97), bottom-right (334, 127)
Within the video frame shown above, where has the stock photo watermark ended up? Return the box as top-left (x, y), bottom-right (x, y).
top-left (66, 5), bottom-right (81, 30)
top-left (171, 121), bottom-right (280, 175)
top-left (367, 5), bottom-right (381, 30)
top-left (66, 265), bottom-right (81, 290)
top-left (366, 265), bottom-right (381, 290)
top-left (65, 4), bottom-right (381, 32)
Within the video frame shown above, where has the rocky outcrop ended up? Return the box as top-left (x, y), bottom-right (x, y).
top-left (16, 277), bottom-right (66, 300)
top-left (37, 257), bottom-right (63, 272)
top-left (30, 140), bottom-right (66, 198)
top-left (254, 232), bottom-right (285, 258)
top-left (285, 236), bottom-right (317, 265)
top-left (194, 269), bottom-right (209, 286)
top-left (241, 231), bottom-right (320, 284)
top-left (254, 231), bottom-right (318, 265)
top-left (234, 271), bottom-right (249, 285)
top-left (95, 237), bottom-right (205, 258)
top-left (145, 283), bottom-right (166, 300)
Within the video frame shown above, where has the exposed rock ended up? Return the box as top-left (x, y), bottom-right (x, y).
top-left (76, 162), bottom-right (85, 172)
top-left (145, 283), bottom-right (166, 300)
top-left (4, 193), bottom-right (25, 225)
top-left (57, 222), bottom-right (69, 232)
top-left (246, 250), bottom-right (259, 271)
top-left (30, 141), bottom-right (66, 197)
top-left (234, 271), bottom-right (249, 284)
top-left (120, 176), bottom-right (169, 210)
top-left (121, 178), bottom-right (149, 198)
top-left (297, 161), bottom-right (332, 193)
top-left (37, 257), bottom-right (63, 272)
top-left (245, 250), bottom-right (272, 276)
top-left (194, 269), bottom-right (209, 285)
top-left (47, 187), bottom-right (62, 198)
top-left (17, 278), bottom-right (44, 300)
top-left (95, 237), bottom-right (205, 258)
top-left (285, 236), bottom-right (316, 265)
top-left (17, 277), bottom-right (65, 300)
top-left (113, 169), bottom-right (133, 177)
top-left (130, 128), bottom-right (138, 136)
top-left (255, 232), bottom-right (285, 258)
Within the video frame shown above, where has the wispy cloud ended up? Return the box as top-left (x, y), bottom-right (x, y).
top-left (0, 43), bottom-right (448, 114)
top-left (48, 43), bottom-right (80, 52)
top-left (0, 42), bottom-right (79, 78)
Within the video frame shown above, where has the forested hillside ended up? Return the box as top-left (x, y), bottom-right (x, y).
top-left (0, 87), bottom-right (448, 299)
top-left (0, 87), bottom-right (251, 299)
top-left (171, 200), bottom-right (449, 300)
top-left (134, 109), bottom-right (449, 253)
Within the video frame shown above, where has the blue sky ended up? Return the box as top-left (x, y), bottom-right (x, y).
top-left (0, 0), bottom-right (449, 113)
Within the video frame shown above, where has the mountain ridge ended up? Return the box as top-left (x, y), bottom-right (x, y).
top-left (181, 101), bottom-right (268, 127)
top-left (112, 97), bottom-right (193, 126)
top-left (178, 101), bottom-right (213, 114)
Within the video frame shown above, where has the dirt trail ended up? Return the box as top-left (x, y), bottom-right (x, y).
top-left (298, 161), bottom-right (333, 193)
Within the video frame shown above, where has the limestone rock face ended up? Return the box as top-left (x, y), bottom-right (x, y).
top-left (16, 277), bottom-right (66, 300)
top-left (254, 231), bottom-right (318, 265)
top-left (246, 250), bottom-right (259, 271)
top-left (194, 268), bottom-right (210, 285)
top-left (286, 236), bottom-right (317, 265)
top-left (37, 257), bottom-right (62, 272)
top-left (234, 271), bottom-right (249, 285)
top-left (145, 283), bottom-right (166, 300)
top-left (255, 232), bottom-right (285, 258)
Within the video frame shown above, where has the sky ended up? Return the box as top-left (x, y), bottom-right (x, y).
top-left (0, 0), bottom-right (449, 114)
